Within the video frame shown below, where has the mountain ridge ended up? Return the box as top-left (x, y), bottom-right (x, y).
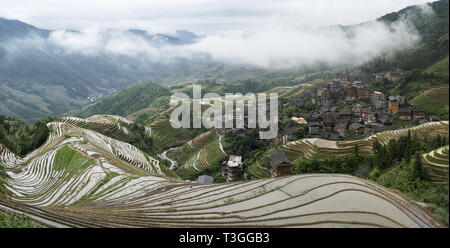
top-left (1, 0), bottom-right (449, 122)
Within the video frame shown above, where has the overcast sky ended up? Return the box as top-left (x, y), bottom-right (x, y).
top-left (0, 0), bottom-right (432, 34)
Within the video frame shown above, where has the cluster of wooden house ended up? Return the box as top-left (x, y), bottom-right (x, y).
top-left (282, 79), bottom-right (430, 141)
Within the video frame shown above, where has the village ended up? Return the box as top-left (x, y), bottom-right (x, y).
top-left (279, 72), bottom-right (431, 142)
top-left (214, 72), bottom-right (439, 183)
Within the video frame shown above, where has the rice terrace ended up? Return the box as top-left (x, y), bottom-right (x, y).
top-left (0, 0), bottom-right (449, 232)
top-left (0, 115), bottom-right (447, 227)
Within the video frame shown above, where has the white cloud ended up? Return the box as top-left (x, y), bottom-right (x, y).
top-left (2, 0), bottom-right (433, 69)
top-left (45, 14), bottom-right (421, 69)
top-left (0, 0), bottom-right (432, 33)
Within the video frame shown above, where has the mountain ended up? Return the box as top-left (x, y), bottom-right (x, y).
top-left (0, 18), bottom-right (50, 41)
top-left (410, 87), bottom-right (449, 119)
top-left (360, 0), bottom-right (449, 97)
top-left (1, 0), bottom-right (449, 123)
top-left (0, 18), bottom-right (205, 123)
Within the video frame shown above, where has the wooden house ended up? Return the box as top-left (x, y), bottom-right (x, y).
top-left (269, 150), bottom-right (293, 177)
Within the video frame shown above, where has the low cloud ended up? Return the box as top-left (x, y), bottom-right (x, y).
top-left (46, 16), bottom-right (421, 69)
top-left (186, 18), bottom-right (420, 69)
top-left (3, 3), bottom-right (432, 70)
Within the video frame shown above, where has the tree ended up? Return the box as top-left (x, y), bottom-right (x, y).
top-left (412, 151), bottom-right (425, 180)
top-left (405, 148), bottom-right (411, 164)
top-left (345, 128), bottom-right (356, 138)
top-left (294, 126), bottom-right (306, 139)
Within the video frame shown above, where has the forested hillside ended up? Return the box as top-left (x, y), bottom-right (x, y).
top-left (360, 0), bottom-right (449, 97)
top-left (0, 115), bottom-right (56, 156)
top-left (67, 82), bottom-right (171, 118)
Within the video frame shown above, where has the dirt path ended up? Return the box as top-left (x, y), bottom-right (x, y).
top-left (218, 135), bottom-right (226, 154)
top-left (158, 147), bottom-right (178, 170)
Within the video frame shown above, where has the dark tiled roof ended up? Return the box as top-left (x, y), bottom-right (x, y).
top-left (398, 108), bottom-right (411, 114)
top-left (359, 102), bottom-right (368, 107)
top-left (411, 108), bottom-right (426, 112)
top-left (269, 150), bottom-right (292, 167)
top-left (357, 88), bottom-right (369, 93)
top-left (309, 122), bottom-right (322, 127)
top-left (350, 123), bottom-right (364, 130)
top-left (339, 109), bottom-right (352, 115)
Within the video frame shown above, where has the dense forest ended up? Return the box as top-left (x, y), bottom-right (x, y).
top-left (0, 115), bottom-right (56, 156)
top-left (125, 123), bottom-right (156, 155)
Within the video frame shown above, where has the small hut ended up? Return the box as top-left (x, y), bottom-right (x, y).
top-left (269, 150), bottom-right (293, 177)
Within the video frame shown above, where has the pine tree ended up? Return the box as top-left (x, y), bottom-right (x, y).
top-left (412, 151), bottom-right (424, 180)
top-left (405, 148), bottom-right (411, 164)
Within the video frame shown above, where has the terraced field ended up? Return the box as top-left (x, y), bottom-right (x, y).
top-left (0, 118), bottom-right (167, 207)
top-left (168, 130), bottom-right (227, 179)
top-left (422, 145), bottom-right (449, 181)
top-left (270, 84), bottom-right (312, 99)
top-left (285, 121), bottom-right (449, 159)
top-left (56, 115), bottom-right (131, 141)
top-left (0, 116), bottom-right (443, 227)
top-left (247, 161), bottom-right (271, 179)
top-left (146, 119), bottom-right (192, 152)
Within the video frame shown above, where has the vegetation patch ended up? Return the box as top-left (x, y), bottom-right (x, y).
top-left (0, 115), bottom-right (56, 156)
top-left (410, 87), bottom-right (449, 120)
top-left (53, 145), bottom-right (94, 176)
top-left (0, 211), bottom-right (42, 228)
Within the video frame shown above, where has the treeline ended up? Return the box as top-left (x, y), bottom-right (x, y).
top-left (372, 130), bottom-right (448, 170)
top-left (293, 154), bottom-right (361, 174)
top-left (223, 129), bottom-right (268, 161)
top-left (126, 123), bottom-right (155, 155)
top-left (0, 115), bottom-right (56, 156)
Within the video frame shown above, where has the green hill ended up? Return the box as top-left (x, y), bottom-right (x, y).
top-left (425, 55), bottom-right (449, 78)
top-left (66, 82), bottom-right (171, 118)
top-left (361, 0), bottom-right (449, 97)
top-left (410, 87), bottom-right (449, 119)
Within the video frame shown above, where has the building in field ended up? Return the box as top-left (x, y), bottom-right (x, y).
top-left (350, 123), bottom-right (365, 136)
top-left (412, 108), bottom-right (426, 120)
top-left (269, 150), bottom-right (293, 177)
top-left (398, 108), bottom-right (412, 120)
top-left (357, 88), bottom-right (370, 100)
top-left (222, 155), bottom-right (243, 182)
top-left (388, 99), bottom-right (400, 114)
top-left (385, 72), bottom-right (401, 82)
top-left (334, 122), bottom-right (348, 137)
top-left (371, 91), bottom-right (385, 105)
top-left (345, 85), bottom-right (357, 98)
